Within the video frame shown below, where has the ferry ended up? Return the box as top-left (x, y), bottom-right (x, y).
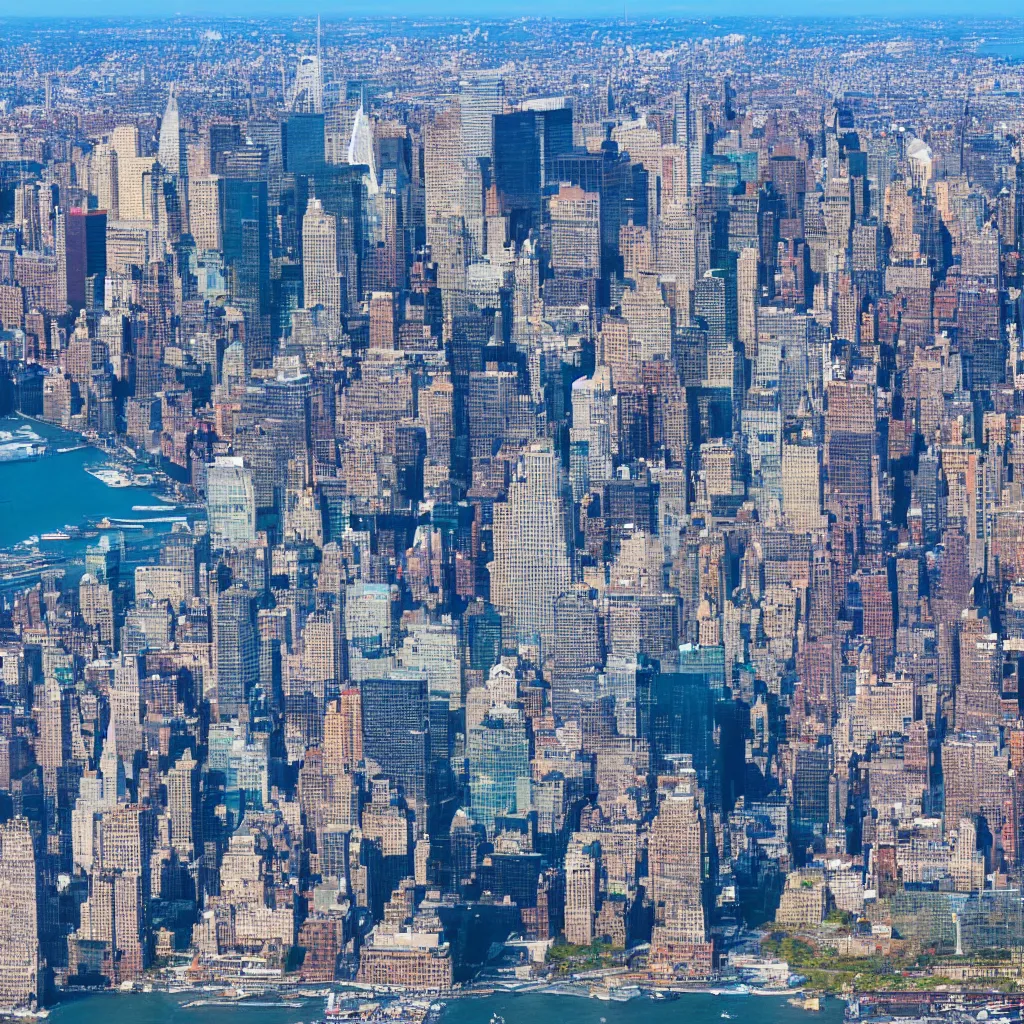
top-left (96, 518), bottom-right (145, 530)
top-left (40, 531), bottom-right (71, 542)
top-left (107, 515), bottom-right (188, 525)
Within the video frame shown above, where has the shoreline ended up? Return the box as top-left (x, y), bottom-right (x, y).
top-left (8, 978), bottom-right (836, 1014)
top-left (11, 982), bottom-right (821, 1022)
top-left (0, 415), bottom-right (193, 584)
top-left (24, 964), bottom-right (1024, 1022)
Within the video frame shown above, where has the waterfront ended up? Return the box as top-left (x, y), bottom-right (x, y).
top-left (0, 417), bottom-right (189, 574)
top-left (0, 417), bottom-right (156, 549)
top-left (42, 990), bottom-right (845, 1024)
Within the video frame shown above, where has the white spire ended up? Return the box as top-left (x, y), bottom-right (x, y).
top-left (347, 102), bottom-right (378, 195)
top-left (99, 717), bottom-right (126, 805)
top-left (158, 83), bottom-right (185, 178)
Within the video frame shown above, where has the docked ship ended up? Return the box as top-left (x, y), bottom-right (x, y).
top-left (0, 440), bottom-right (47, 462)
top-left (85, 465), bottom-right (132, 488)
top-left (324, 994), bottom-right (444, 1024)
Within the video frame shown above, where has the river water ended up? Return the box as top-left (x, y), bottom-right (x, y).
top-left (44, 990), bottom-right (845, 1024)
top-left (0, 416), bottom-right (177, 552)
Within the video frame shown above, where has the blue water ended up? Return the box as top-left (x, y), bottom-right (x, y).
top-left (0, 416), bottom-right (173, 550)
top-left (44, 989), bottom-right (845, 1024)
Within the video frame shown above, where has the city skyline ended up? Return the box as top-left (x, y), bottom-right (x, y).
top-left (1, 8), bottom-right (1024, 1016)
top-left (4, 2), bottom-right (1024, 17)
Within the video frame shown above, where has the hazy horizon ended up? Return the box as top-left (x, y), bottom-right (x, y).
top-left (1, 3), bottom-right (1023, 21)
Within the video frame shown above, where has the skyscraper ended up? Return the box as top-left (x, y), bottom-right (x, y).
top-left (207, 457), bottom-right (257, 549)
top-left (219, 177), bottom-right (271, 364)
top-left (302, 198), bottom-right (341, 325)
top-left (158, 86), bottom-right (186, 179)
top-left (549, 185), bottom-right (601, 276)
top-left (0, 818), bottom-right (39, 1010)
top-left (166, 750), bottom-right (198, 859)
top-left (63, 207), bottom-right (106, 312)
top-left (283, 112), bottom-right (326, 176)
top-left (361, 673), bottom-right (430, 810)
top-left (468, 703), bottom-right (531, 836)
top-left (491, 440), bottom-right (574, 656)
top-left (460, 70), bottom-right (504, 160)
top-left (649, 769), bottom-right (709, 952)
top-left (213, 585), bottom-right (260, 719)
top-left (292, 32), bottom-right (323, 114)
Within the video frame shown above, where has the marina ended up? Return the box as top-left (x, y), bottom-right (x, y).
top-left (0, 417), bottom-right (200, 587)
top-left (40, 990), bottom-right (845, 1024)
top-left (84, 466), bottom-right (133, 487)
top-left (0, 424), bottom-right (49, 462)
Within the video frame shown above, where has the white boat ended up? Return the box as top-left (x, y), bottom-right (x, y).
top-left (0, 441), bottom-right (46, 462)
top-left (40, 531), bottom-right (71, 541)
top-left (85, 466), bottom-right (131, 488)
top-left (97, 518), bottom-right (144, 530)
top-left (107, 516), bottom-right (188, 525)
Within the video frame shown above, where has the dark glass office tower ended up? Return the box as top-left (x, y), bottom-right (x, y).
top-left (214, 585), bottom-right (260, 719)
top-left (493, 108), bottom-right (574, 244)
top-left (220, 177), bottom-right (271, 364)
top-left (209, 122), bottom-right (243, 174)
top-left (494, 112), bottom-right (542, 243)
top-left (550, 140), bottom-right (637, 278)
top-left (283, 113), bottom-right (326, 176)
top-left (361, 673), bottom-right (430, 806)
top-left (310, 164), bottom-right (366, 311)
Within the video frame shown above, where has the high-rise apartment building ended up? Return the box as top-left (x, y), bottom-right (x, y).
top-left (207, 457), bottom-right (257, 549)
top-left (0, 819), bottom-right (39, 1010)
top-left (491, 440), bottom-right (574, 656)
top-left (302, 198), bottom-right (341, 325)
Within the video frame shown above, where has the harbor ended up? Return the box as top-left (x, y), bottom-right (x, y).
top-left (0, 416), bottom-right (200, 589)
top-left (35, 988), bottom-right (844, 1024)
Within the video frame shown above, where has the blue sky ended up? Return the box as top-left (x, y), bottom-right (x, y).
top-left (0, 0), bottom-right (1020, 18)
